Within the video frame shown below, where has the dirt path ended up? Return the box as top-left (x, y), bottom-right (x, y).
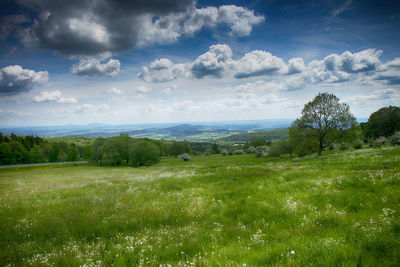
top-left (0, 161), bottom-right (89, 168)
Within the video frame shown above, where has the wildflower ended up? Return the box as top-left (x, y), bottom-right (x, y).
top-left (291, 250), bottom-right (295, 255)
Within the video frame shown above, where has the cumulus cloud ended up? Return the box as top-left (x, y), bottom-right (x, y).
top-left (138, 45), bottom-right (400, 92)
top-left (233, 50), bottom-right (286, 78)
top-left (106, 87), bottom-right (122, 95)
top-left (70, 58), bottom-right (120, 77)
top-left (138, 58), bottom-right (188, 82)
top-left (12, 0), bottom-right (263, 57)
top-left (191, 44), bottom-right (233, 78)
top-left (345, 88), bottom-right (400, 104)
top-left (0, 65), bottom-right (48, 95)
top-left (287, 58), bottom-right (305, 74)
top-left (33, 90), bottom-right (78, 103)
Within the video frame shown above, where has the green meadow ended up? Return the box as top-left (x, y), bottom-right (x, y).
top-left (1, 147), bottom-right (399, 266)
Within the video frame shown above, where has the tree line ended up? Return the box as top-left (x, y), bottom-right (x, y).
top-left (0, 133), bottom-right (91, 165)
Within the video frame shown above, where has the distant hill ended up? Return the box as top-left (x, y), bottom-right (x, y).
top-left (217, 128), bottom-right (289, 144)
top-left (0, 119), bottom-right (294, 140)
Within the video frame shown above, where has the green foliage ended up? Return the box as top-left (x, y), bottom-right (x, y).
top-left (362, 106), bottom-right (400, 139)
top-left (167, 141), bottom-right (192, 157)
top-left (181, 153), bottom-right (191, 161)
top-left (268, 140), bottom-right (293, 157)
top-left (289, 93), bottom-right (357, 156)
top-left (388, 131), bottom-right (400, 145)
top-left (67, 146), bottom-right (80, 161)
top-left (129, 141), bottom-right (160, 166)
top-left (218, 128), bottom-right (289, 144)
top-left (30, 145), bottom-right (46, 163)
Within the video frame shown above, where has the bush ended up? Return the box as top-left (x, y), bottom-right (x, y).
top-left (388, 131), bottom-right (400, 145)
top-left (129, 141), bottom-right (160, 167)
top-left (352, 140), bottom-right (363, 149)
top-left (221, 149), bottom-right (229, 156)
top-left (255, 146), bottom-right (269, 157)
top-left (234, 149), bottom-right (244, 155)
top-left (228, 150), bottom-right (234, 156)
top-left (372, 137), bottom-right (387, 148)
top-left (246, 146), bottom-right (255, 153)
top-left (181, 153), bottom-right (191, 161)
top-left (339, 143), bottom-right (349, 150)
top-left (328, 143), bottom-right (335, 150)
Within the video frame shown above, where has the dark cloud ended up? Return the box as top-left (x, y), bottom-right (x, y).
top-left (10, 0), bottom-right (263, 57)
top-left (0, 65), bottom-right (48, 95)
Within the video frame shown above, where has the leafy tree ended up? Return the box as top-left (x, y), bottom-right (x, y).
top-left (67, 146), bottom-right (80, 161)
top-left (0, 143), bottom-right (11, 165)
top-left (211, 143), bottom-right (220, 154)
top-left (129, 141), bottom-right (160, 167)
top-left (48, 144), bottom-right (60, 162)
top-left (30, 145), bottom-right (46, 163)
top-left (167, 141), bottom-right (191, 157)
top-left (268, 140), bottom-right (294, 158)
top-left (362, 106), bottom-right (400, 139)
top-left (290, 93), bottom-right (357, 156)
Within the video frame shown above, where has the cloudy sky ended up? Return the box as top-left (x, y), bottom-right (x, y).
top-left (0, 0), bottom-right (399, 126)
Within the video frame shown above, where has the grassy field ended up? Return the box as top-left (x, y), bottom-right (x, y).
top-left (1, 147), bottom-right (399, 266)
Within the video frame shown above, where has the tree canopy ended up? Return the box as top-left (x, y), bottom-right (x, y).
top-left (361, 105), bottom-right (400, 139)
top-left (289, 93), bottom-right (357, 156)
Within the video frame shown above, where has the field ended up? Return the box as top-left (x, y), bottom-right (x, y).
top-left (1, 147), bottom-right (400, 266)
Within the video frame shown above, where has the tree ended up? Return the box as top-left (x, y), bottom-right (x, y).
top-left (129, 141), bottom-right (160, 167)
top-left (362, 106), bottom-right (400, 139)
top-left (67, 146), bottom-right (80, 161)
top-left (290, 93), bottom-right (357, 156)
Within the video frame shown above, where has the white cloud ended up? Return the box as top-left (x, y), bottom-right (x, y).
top-left (345, 88), bottom-right (400, 105)
top-left (233, 50), bottom-right (286, 78)
top-left (70, 58), bottom-right (120, 77)
top-left (106, 87), bottom-right (122, 95)
top-left (76, 103), bottom-right (109, 113)
top-left (138, 58), bottom-right (189, 82)
top-left (287, 58), bottom-right (305, 74)
top-left (33, 90), bottom-right (77, 103)
top-left (191, 44), bottom-right (233, 78)
top-left (0, 65), bottom-right (48, 95)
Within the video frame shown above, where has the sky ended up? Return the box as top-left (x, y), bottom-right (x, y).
top-left (0, 0), bottom-right (399, 126)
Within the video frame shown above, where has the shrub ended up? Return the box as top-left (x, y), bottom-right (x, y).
top-left (234, 149), bottom-right (244, 155)
top-left (246, 146), bottom-right (256, 153)
top-left (228, 150), bottom-right (233, 155)
top-left (372, 137), bottom-right (387, 148)
top-left (352, 140), bottom-right (363, 149)
top-left (328, 143), bottom-right (335, 150)
top-left (339, 143), bottom-right (349, 150)
top-left (181, 153), bottom-right (191, 161)
top-left (388, 131), bottom-right (400, 145)
top-left (129, 141), bottom-right (160, 167)
top-left (221, 149), bottom-right (229, 156)
top-left (255, 146), bottom-right (269, 157)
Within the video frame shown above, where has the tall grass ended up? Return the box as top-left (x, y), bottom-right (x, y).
top-left (1, 147), bottom-right (399, 266)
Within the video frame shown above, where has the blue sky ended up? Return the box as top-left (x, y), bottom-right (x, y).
top-left (0, 0), bottom-right (399, 126)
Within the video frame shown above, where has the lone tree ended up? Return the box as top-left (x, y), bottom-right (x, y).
top-left (290, 93), bottom-right (357, 156)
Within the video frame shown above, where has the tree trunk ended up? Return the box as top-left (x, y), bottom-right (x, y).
top-left (318, 142), bottom-right (323, 157)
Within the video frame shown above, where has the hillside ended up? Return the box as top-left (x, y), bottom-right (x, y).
top-left (217, 128), bottom-right (289, 144)
top-left (1, 147), bottom-right (399, 265)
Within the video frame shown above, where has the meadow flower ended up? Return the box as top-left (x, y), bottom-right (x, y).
top-left (291, 250), bottom-right (295, 255)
